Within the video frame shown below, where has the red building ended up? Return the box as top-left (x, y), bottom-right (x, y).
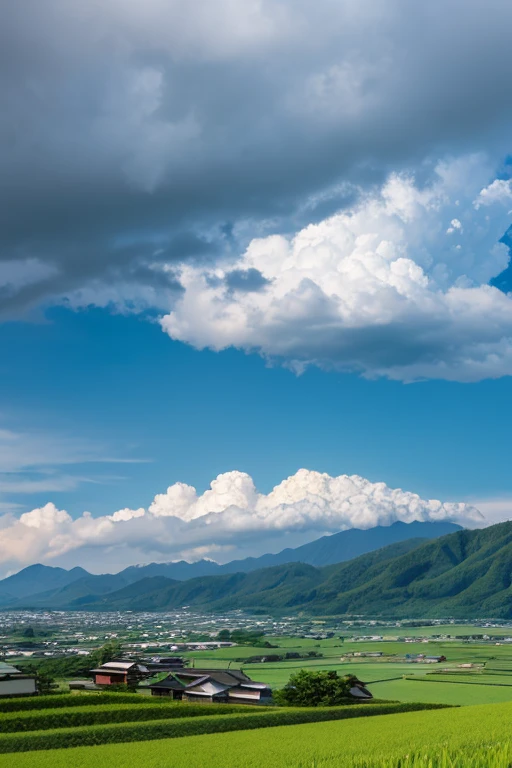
top-left (90, 661), bottom-right (149, 687)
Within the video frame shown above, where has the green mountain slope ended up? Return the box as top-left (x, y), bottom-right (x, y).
top-left (78, 523), bottom-right (512, 617)
top-left (1, 520), bottom-right (461, 606)
top-left (11, 523), bottom-right (512, 618)
top-left (16, 573), bottom-right (132, 609)
top-left (0, 564), bottom-right (90, 605)
top-left (70, 538), bottom-right (425, 613)
top-left (310, 522), bottom-right (512, 617)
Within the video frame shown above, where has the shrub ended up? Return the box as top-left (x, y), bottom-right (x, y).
top-left (0, 693), bottom-right (152, 713)
top-left (0, 702), bottom-right (266, 734)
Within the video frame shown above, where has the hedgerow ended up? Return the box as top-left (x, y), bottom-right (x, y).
top-left (0, 702), bottom-right (448, 753)
top-left (0, 693), bottom-right (151, 713)
top-left (0, 702), bottom-right (268, 733)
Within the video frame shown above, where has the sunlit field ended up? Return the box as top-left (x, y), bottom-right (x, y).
top-left (3, 702), bottom-right (512, 768)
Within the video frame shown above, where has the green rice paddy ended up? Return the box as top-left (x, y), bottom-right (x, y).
top-left (3, 701), bottom-right (512, 768)
top-left (4, 625), bottom-right (512, 766)
top-left (185, 630), bottom-right (512, 706)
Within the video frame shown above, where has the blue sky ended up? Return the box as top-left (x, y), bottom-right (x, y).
top-left (2, 305), bottom-right (511, 511)
top-left (3, 0), bottom-right (512, 574)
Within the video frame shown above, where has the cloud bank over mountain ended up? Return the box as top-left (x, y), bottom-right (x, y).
top-left (0, 470), bottom-right (483, 575)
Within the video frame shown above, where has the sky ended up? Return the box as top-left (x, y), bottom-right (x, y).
top-left (2, 0), bottom-right (512, 575)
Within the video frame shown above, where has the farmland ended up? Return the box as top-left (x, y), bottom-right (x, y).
top-left (0, 692), bottom-right (442, 754)
top-left (183, 631), bottom-right (512, 706)
top-left (3, 617), bottom-right (512, 765)
top-left (2, 701), bottom-right (512, 768)
top-left (7, 610), bottom-right (512, 706)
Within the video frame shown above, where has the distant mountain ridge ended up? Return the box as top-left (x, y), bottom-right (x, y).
top-left (0, 564), bottom-right (90, 606)
top-left (32, 521), bottom-right (512, 618)
top-left (0, 520), bottom-right (461, 609)
top-left (217, 520), bottom-right (462, 571)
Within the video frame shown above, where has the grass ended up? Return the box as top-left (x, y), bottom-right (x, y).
top-left (2, 701), bottom-right (511, 768)
top-left (0, 703), bottom-right (441, 753)
top-left (410, 673), bottom-right (512, 686)
top-left (369, 678), bottom-right (512, 705)
top-left (237, 659), bottom-right (512, 704)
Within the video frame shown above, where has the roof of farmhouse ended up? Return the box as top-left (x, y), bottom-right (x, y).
top-left (151, 668), bottom-right (271, 691)
top-left (90, 661), bottom-right (149, 674)
top-left (174, 668), bottom-right (252, 685)
top-left (0, 662), bottom-right (22, 676)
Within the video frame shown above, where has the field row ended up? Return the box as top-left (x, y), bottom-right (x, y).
top-left (1, 701), bottom-right (510, 768)
top-left (0, 701), bottom-right (268, 732)
top-left (0, 693), bottom-right (152, 714)
top-left (0, 703), bottom-right (445, 753)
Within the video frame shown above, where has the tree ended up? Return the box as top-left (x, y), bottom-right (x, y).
top-left (22, 627), bottom-right (35, 638)
top-left (36, 671), bottom-right (58, 695)
top-left (89, 640), bottom-right (123, 667)
top-left (273, 670), bottom-right (357, 707)
top-left (22, 664), bottom-right (58, 695)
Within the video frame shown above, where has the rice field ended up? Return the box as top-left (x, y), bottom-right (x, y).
top-left (3, 701), bottom-right (512, 768)
top-left (5, 626), bottom-right (512, 766)
top-left (369, 677), bottom-right (512, 705)
top-left (183, 630), bottom-right (512, 706)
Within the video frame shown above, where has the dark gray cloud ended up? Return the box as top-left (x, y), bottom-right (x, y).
top-left (2, 0), bottom-right (512, 314)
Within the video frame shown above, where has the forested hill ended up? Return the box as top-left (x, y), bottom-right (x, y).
top-left (40, 521), bottom-right (512, 618)
top-left (0, 519), bottom-right (460, 608)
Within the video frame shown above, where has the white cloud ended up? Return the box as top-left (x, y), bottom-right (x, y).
top-left (0, 426), bottom-right (148, 505)
top-left (108, 507), bottom-right (145, 522)
top-left (160, 155), bottom-right (512, 382)
top-left (19, 504), bottom-right (72, 530)
top-left (0, 469), bottom-right (483, 574)
top-left (463, 497), bottom-right (512, 527)
top-left (474, 179), bottom-right (512, 209)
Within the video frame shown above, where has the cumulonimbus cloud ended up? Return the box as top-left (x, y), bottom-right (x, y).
top-left (161, 155), bottom-right (512, 382)
top-left (0, 469), bottom-right (483, 573)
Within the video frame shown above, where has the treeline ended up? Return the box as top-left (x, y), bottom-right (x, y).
top-left (237, 651), bottom-right (323, 663)
top-left (13, 640), bottom-right (124, 691)
top-left (217, 629), bottom-right (274, 646)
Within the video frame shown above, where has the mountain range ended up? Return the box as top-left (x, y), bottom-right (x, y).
top-left (33, 520), bottom-right (512, 619)
top-left (0, 520), bottom-right (461, 610)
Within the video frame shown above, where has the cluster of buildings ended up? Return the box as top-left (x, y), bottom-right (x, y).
top-left (69, 660), bottom-right (273, 704)
top-left (404, 654), bottom-right (447, 663)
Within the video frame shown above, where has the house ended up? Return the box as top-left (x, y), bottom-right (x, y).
top-left (145, 656), bottom-right (187, 673)
top-left (90, 660), bottom-right (150, 687)
top-left (146, 676), bottom-right (186, 699)
top-left (0, 662), bottom-right (37, 698)
top-left (148, 668), bottom-right (272, 704)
